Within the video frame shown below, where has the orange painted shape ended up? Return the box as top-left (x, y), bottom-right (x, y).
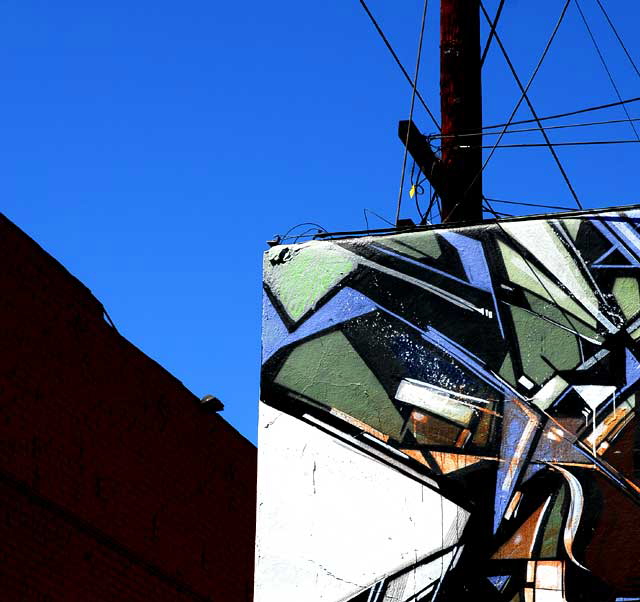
top-left (492, 498), bottom-right (550, 560)
top-left (429, 451), bottom-right (493, 474)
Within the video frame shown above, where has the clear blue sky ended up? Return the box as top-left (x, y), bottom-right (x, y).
top-left (4, 0), bottom-right (640, 444)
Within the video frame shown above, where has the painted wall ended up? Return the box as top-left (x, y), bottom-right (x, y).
top-left (256, 207), bottom-right (640, 602)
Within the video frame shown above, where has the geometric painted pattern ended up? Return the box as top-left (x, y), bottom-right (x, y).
top-left (257, 208), bottom-right (640, 601)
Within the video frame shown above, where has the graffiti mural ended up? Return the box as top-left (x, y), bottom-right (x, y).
top-left (255, 207), bottom-right (640, 602)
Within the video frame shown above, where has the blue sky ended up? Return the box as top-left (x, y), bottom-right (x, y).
top-left (4, 0), bottom-right (640, 444)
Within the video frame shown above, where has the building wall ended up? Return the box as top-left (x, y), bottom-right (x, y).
top-left (257, 208), bottom-right (640, 602)
top-left (0, 214), bottom-right (256, 601)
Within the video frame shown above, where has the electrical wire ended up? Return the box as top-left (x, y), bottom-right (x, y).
top-left (464, 0), bottom-right (582, 212)
top-left (461, 139), bottom-right (640, 148)
top-left (482, 96), bottom-right (640, 131)
top-left (484, 197), bottom-right (575, 211)
top-left (279, 222), bottom-right (328, 241)
top-left (358, 0), bottom-right (440, 131)
top-left (431, 116), bottom-right (640, 139)
top-left (396, 0), bottom-right (430, 226)
top-left (574, 0), bottom-right (640, 141)
top-left (483, 204), bottom-right (513, 217)
top-left (480, 0), bottom-right (506, 67)
top-left (292, 227), bottom-right (323, 243)
top-left (595, 0), bottom-right (640, 80)
top-left (364, 208), bottom-right (395, 231)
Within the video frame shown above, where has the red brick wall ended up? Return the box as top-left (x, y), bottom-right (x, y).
top-left (0, 214), bottom-right (256, 601)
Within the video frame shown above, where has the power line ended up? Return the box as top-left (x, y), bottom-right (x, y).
top-left (431, 116), bottom-right (640, 138)
top-left (484, 197), bottom-right (576, 211)
top-left (396, 0), bottom-right (430, 226)
top-left (358, 0), bottom-right (440, 131)
top-left (574, 0), bottom-right (640, 141)
top-left (482, 96), bottom-right (640, 131)
top-left (480, 0), bottom-right (506, 67)
top-left (595, 0), bottom-right (640, 80)
top-left (279, 222), bottom-right (328, 242)
top-left (460, 139), bottom-right (640, 149)
top-left (473, 0), bottom-right (583, 210)
top-left (483, 204), bottom-right (513, 217)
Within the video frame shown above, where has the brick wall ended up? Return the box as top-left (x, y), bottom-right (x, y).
top-left (0, 214), bottom-right (256, 601)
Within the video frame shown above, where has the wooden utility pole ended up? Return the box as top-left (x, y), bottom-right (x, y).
top-left (440, 0), bottom-right (483, 222)
top-left (398, 0), bottom-right (483, 223)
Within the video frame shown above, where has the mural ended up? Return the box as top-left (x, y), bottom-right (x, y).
top-left (255, 207), bottom-right (640, 602)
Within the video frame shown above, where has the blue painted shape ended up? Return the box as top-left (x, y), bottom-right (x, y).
top-left (494, 401), bottom-right (540, 533)
top-left (530, 423), bottom-right (592, 466)
top-left (262, 293), bottom-right (290, 363)
top-left (592, 244), bottom-right (638, 268)
top-left (440, 231), bottom-right (506, 339)
top-left (261, 287), bottom-right (377, 363)
top-left (521, 463), bottom-right (545, 485)
top-left (487, 575), bottom-right (510, 592)
top-left (593, 219), bottom-right (640, 266)
top-left (626, 349), bottom-right (640, 386)
top-left (609, 220), bottom-right (640, 260)
top-left (439, 231), bottom-right (493, 292)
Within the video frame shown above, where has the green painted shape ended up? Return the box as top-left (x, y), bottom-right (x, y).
top-left (499, 240), bottom-right (597, 329)
top-left (612, 276), bottom-right (640, 321)
top-left (377, 231), bottom-right (442, 260)
top-left (274, 330), bottom-right (405, 439)
top-left (501, 221), bottom-right (601, 323)
top-left (509, 306), bottom-right (581, 385)
top-left (563, 218), bottom-right (582, 241)
top-left (540, 485), bottom-right (566, 558)
top-left (523, 292), bottom-right (601, 342)
top-left (499, 353), bottom-right (517, 386)
top-left (264, 243), bottom-right (355, 322)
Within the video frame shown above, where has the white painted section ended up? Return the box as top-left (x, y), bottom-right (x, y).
top-left (395, 379), bottom-right (477, 426)
top-left (500, 221), bottom-right (614, 332)
top-left (518, 375), bottom-right (535, 390)
top-left (573, 385), bottom-right (616, 410)
top-left (532, 376), bottom-right (568, 410)
top-left (254, 404), bottom-right (470, 602)
top-left (382, 549), bottom-right (455, 602)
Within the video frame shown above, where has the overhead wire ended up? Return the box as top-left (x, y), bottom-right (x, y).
top-left (279, 222), bottom-right (328, 242)
top-left (432, 116), bottom-right (640, 139)
top-left (480, 0), bottom-right (506, 67)
top-left (462, 0), bottom-right (583, 211)
top-left (462, 139), bottom-right (640, 148)
top-left (574, 0), bottom-right (640, 141)
top-left (594, 0), bottom-right (640, 80)
top-left (481, 95), bottom-right (640, 131)
top-left (292, 227), bottom-right (323, 243)
top-left (483, 204), bottom-right (512, 217)
top-left (484, 197), bottom-right (575, 211)
top-left (395, 0), bottom-right (430, 226)
top-left (358, 0), bottom-right (440, 131)
top-left (364, 208), bottom-right (395, 231)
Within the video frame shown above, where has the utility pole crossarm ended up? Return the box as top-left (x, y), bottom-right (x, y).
top-left (397, 120), bottom-right (446, 200)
